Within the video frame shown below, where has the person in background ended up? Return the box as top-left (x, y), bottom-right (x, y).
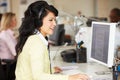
top-left (111, 8), bottom-right (120, 62)
top-left (109, 8), bottom-right (120, 22)
top-left (0, 12), bottom-right (17, 80)
top-left (0, 12), bottom-right (17, 61)
top-left (15, 1), bottom-right (89, 80)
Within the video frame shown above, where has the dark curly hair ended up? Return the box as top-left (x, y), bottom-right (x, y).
top-left (16, 1), bottom-right (58, 54)
top-left (111, 8), bottom-right (120, 16)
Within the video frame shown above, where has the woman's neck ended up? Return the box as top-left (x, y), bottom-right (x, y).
top-left (40, 30), bottom-right (47, 37)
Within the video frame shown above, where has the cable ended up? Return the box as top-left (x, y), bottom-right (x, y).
top-left (52, 42), bottom-right (68, 60)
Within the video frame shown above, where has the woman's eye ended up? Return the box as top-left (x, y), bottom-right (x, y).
top-left (49, 19), bottom-right (53, 21)
top-left (49, 19), bottom-right (56, 22)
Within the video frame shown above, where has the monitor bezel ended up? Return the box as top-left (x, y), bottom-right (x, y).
top-left (90, 21), bottom-right (117, 67)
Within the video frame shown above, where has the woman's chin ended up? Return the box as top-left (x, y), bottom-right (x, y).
top-left (49, 32), bottom-right (54, 35)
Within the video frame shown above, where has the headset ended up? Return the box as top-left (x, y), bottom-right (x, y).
top-left (38, 8), bottom-right (44, 19)
top-left (29, 7), bottom-right (45, 33)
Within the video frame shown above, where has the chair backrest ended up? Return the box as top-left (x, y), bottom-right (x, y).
top-left (0, 59), bottom-right (6, 80)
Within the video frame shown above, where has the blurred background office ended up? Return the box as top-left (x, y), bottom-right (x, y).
top-left (0, 0), bottom-right (120, 80)
top-left (0, 0), bottom-right (120, 40)
top-left (0, 0), bottom-right (119, 32)
top-left (0, 0), bottom-right (120, 60)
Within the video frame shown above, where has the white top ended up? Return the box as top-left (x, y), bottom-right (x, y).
top-left (38, 33), bottom-right (48, 47)
top-left (0, 29), bottom-right (17, 60)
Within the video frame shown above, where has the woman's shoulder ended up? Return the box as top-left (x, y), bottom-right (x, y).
top-left (28, 34), bottom-right (40, 40)
top-left (0, 30), bottom-right (7, 39)
top-left (27, 34), bottom-right (43, 44)
top-left (23, 35), bottom-right (44, 49)
top-left (0, 29), bottom-right (15, 40)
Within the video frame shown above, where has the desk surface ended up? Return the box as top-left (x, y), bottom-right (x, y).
top-left (50, 45), bottom-right (112, 80)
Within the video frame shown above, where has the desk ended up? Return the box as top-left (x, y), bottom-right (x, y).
top-left (50, 45), bottom-right (112, 80)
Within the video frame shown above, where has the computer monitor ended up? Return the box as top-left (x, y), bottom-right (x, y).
top-left (49, 24), bottom-right (65, 46)
top-left (90, 22), bottom-right (117, 67)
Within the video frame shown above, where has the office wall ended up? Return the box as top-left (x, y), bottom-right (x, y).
top-left (7, 0), bottom-right (120, 61)
top-left (53, 0), bottom-right (120, 18)
top-left (97, 0), bottom-right (120, 19)
top-left (10, 0), bottom-right (120, 27)
top-left (53, 0), bottom-right (95, 17)
top-left (10, 0), bottom-right (120, 38)
top-left (11, 0), bottom-right (20, 28)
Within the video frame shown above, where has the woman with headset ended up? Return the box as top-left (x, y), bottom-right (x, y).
top-left (15, 1), bottom-right (89, 80)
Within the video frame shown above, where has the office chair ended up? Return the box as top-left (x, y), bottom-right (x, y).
top-left (0, 59), bottom-right (6, 80)
top-left (1, 59), bottom-right (16, 80)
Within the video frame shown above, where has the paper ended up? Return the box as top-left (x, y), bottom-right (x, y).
top-left (60, 66), bottom-right (81, 75)
top-left (60, 66), bottom-right (79, 70)
top-left (61, 69), bottom-right (81, 75)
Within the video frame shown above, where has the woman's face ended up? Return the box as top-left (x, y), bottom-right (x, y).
top-left (40, 11), bottom-right (56, 37)
top-left (10, 16), bottom-right (17, 28)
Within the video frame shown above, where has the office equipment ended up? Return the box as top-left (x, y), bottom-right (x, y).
top-left (60, 40), bottom-right (86, 63)
top-left (60, 46), bottom-right (87, 63)
top-left (50, 45), bottom-right (112, 80)
top-left (49, 24), bottom-right (65, 46)
top-left (90, 22), bottom-right (117, 68)
top-left (76, 46), bottom-right (87, 63)
top-left (52, 42), bottom-right (68, 60)
top-left (61, 49), bottom-right (76, 62)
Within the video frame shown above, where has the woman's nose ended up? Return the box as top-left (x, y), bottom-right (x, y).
top-left (53, 20), bottom-right (57, 26)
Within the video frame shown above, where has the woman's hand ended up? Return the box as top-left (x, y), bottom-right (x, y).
top-left (54, 66), bottom-right (62, 73)
top-left (69, 74), bottom-right (90, 80)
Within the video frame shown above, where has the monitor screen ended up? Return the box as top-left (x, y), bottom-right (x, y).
top-left (90, 22), bottom-right (117, 67)
top-left (49, 24), bottom-right (65, 46)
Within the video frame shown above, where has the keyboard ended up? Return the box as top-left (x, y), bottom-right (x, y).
top-left (61, 69), bottom-right (112, 80)
top-left (91, 76), bottom-right (112, 80)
